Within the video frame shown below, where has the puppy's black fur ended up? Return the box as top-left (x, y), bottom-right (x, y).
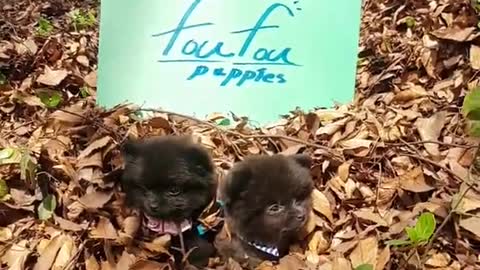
top-left (121, 135), bottom-right (217, 269)
top-left (215, 154), bottom-right (313, 269)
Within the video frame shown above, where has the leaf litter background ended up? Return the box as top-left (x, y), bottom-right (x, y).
top-left (1, 0), bottom-right (480, 269)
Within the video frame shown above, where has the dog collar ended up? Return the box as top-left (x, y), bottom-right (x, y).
top-left (143, 214), bottom-right (192, 235)
top-left (249, 241), bottom-right (280, 257)
top-left (237, 234), bottom-right (280, 257)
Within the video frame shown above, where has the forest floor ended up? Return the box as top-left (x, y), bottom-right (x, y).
top-left (1, 0), bottom-right (480, 269)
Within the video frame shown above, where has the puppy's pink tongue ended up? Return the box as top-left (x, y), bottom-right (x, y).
top-left (145, 215), bottom-right (191, 235)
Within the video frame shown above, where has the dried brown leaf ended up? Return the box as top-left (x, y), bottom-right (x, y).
top-left (308, 231), bottom-right (329, 254)
top-left (277, 254), bottom-right (308, 270)
top-left (311, 189), bottom-right (333, 223)
top-left (393, 85), bottom-right (428, 103)
top-left (431, 27), bottom-right (479, 42)
top-left (77, 152), bottom-right (103, 168)
top-left (459, 216), bottom-right (480, 237)
top-left (1, 240), bottom-right (31, 270)
top-left (280, 144), bottom-right (305, 155)
top-left (85, 255), bottom-right (100, 270)
top-left (51, 235), bottom-right (76, 270)
top-left (11, 188), bottom-right (35, 206)
top-left (76, 55), bottom-right (90, 67)
top-left (421, 48), bottom-right (438, 78)
top-left (415, 111), bottom-right (447, 156)
top-left (12, 91), bottom-right (45, 107)
top-left (15, 39), bottom-right (38, 55)
top-left (332, 255), bottom-right (351, 270)
top-left (376, 246), bottom-right (390, 270)
top-left (84, 71), bottom-right (97, 87)
top-left (0, 227), bottom-right (13, 242)
top-left (142, 235), bottom-right (171, 254)
top-left (338, 161), bottom-right (351, 182)
top-left (49, 107), bottom-right (85, 124)
top-left (425, 253), bottom-right (451, 268)
top-left (316, 118), bottom-right (349, 136)
top-left (54, 215), bottom-right (87, 232)
top-left (349, 236), bottom-right (378, 269)
top-left (119, 216), bottom-right (141, 244)
top-left (122, 216), bottom-right (141, 237)
top-left (339, 139), bottom-right (373, 150)
top-left (148, 116), bottom-right (171, 129)
top-left (398, 167), bottom-right (434, 193)
top-left (456, 197), bottom-right (480, 214)
top-left (78, 191), bottom-right (113, 209)
top-left (470, 45), bottom-right (480, 70)
top-left (129, 260), bottom-right (170, 270)
top-left (353, 208), bottom-right (388, 227)
top-left (116, 251), bottom-right (136, 270)
top-left (34, 234), bottom-right (65, 270)
top-left (78, 136), bottom-right (113, 160)
top-left (37, 68), bottom-right (68, 86)
top-left (77, 168), bottom-right (104, 185)
top-left (90, 216), bottom-right (118, 239)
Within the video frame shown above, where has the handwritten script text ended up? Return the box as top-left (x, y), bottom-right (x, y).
top-left (152, 0), bottom-right (300, 87)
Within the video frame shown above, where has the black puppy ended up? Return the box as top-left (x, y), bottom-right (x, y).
top-left (215, 154), bottom-right (314, 269)
top-left (121, 135), bottom-right (219, 269)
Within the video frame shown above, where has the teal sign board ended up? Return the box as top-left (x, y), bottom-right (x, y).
top-left (97, 0), bottom-right (362, 125)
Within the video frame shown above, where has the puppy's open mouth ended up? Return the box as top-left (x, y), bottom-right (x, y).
top-left (143, 214), bottom-right (192, 235)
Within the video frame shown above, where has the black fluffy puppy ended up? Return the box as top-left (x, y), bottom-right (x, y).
top-left (215, 154), bottom-right (314, 269)
top-left (121, 135), bottom-right (218, 269)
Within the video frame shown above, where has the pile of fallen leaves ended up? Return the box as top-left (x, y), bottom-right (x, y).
top-left (1, 0), bottom-right (480, 269)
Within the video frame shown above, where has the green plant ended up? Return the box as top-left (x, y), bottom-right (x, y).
top-left (0, 72), bottom-right (6, 85)
top-left (216, 118), bottom-right (231, 126)
top-left (405, 16), bottom-right (416, 28)
top-left (0, 179), bottom-right (9, 201)
top-left (70, 9), bottom-right (96, 31)
top-left (0, 147), bottom-right (37, 189)
top-left (387, 212), bottom-right (436, 247)
top-left (355, 264), bottom-right (374, 270)
top-left (37, 90), bottom-right (63, 108)
top-left (472, 0), bottom-right (480, 13)
top-left (80, 86), bottom-right (90, 98)
top-left (462, 87), bottom-right (480, 137)
top-left (36, 17), bottom-right (54, 37)
top-left (0, 148), bottom-right (22, 165)
top-left (38, 194), bottom-right (56, 220)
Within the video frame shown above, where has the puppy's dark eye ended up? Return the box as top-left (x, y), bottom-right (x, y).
top-left (266, 204), bottom-right (284, 214)
top-left (167, 187), bottom-right (181, 196)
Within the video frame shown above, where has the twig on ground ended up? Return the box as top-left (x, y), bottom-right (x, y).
top-left (399, 248), bottom-right (419, 270)
top-left (402, 153), bottom-right (463, 183)
top-left (62, 222), bottom-right (91, 270)
top-left (386, 140), bottom-right (477, 149)
top-left (177, 223), bottom-right (186, 258)
top-left (138, 108), bottom-right (344, 161)
top-left (56, 108), bottom-right (122, 144)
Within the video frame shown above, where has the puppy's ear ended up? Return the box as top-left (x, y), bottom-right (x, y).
top-left (222, 164), bottom-right (252, 210)
top-left (121, 138), bottom-right (138, 159)
top-left (290, 154), bottom-right (311, 169)
top-left (184, 144), bottom-right (214, 173)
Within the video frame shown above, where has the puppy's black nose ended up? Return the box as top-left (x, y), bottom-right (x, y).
top-left (150, 202), bottom-right (161, 212)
